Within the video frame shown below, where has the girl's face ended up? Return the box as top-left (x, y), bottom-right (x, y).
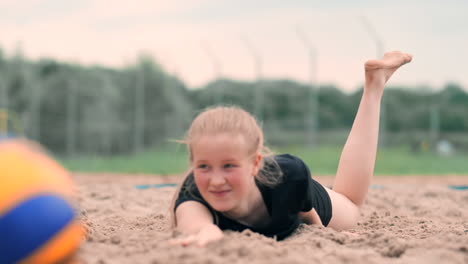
top-left (191, 133), bottom-right (261, 215)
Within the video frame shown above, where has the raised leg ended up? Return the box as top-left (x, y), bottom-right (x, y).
top-left (325, 51), bottom-right (412, 230)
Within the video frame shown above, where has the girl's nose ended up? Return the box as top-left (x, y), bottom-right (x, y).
top-left (210, 172), bottom-right (226, 186)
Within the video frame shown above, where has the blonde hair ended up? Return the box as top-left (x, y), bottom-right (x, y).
top-left (170, 105), bottom-right (283, 227)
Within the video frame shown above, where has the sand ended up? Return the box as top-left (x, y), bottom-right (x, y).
top-left (73, 173), bottom-right (468, 264)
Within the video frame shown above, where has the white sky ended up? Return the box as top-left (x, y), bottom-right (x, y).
top-left (1, 0), bottom-right (467, 91)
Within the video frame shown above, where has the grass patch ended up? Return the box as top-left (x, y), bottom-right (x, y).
top-left (61, 145), bottom-right (468, 176)
top-left (280, 146), bottom-right (468, 175)
top-left (61, 148), bottom-right (189, 175)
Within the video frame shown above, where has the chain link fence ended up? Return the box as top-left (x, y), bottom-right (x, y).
top-left (1, 52), bottom-right (467, 157)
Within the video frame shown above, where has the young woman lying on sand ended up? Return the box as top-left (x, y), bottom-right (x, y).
top-left (170, 51), bottom-right (412, 247)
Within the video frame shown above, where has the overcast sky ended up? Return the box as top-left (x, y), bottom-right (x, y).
top-left (1, 0), bottom-right (467, 91)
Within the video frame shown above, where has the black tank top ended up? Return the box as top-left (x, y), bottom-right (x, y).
top-left (175, 154), bottom-right (332, 240)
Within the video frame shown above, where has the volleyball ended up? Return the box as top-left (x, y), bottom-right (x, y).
top-left (0, 138), bottom-right (84, 264)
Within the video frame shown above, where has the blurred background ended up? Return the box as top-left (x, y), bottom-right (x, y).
top-left (0, 0), bottom-right (467, 175)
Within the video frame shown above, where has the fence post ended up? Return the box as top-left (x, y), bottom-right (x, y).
top-left (29, 71), bottom-right (41, 142)
top-left (66, 78), bottom-right (77, 156)
top-left (0, 76), bottom-right (7, 136)
top-left (134, 66), bottom-right (145, 153)
top-left (430, 105), bottom-right (440, 149)
top-left (0, 74), bottom-right (7, 112)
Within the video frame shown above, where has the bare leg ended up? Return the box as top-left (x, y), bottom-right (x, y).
top-left (323, 51), bottom-right (412, 230)
top-left (333, 51), bottom-right (412, 206)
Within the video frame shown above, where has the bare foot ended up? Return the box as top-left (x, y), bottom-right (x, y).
top-left (364, 51), bottom-right (412, 94)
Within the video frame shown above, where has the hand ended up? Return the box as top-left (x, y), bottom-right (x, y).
top-left (169, 224), bottom-right (224, 247)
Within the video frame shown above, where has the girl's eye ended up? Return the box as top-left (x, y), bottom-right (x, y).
top-left (197, 164), bottom-right (209, 169)
top-left (224, 164), bottom-right (236, 169)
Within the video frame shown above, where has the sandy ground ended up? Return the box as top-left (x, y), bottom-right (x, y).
top-left (73, 174), bottom-right (468, 264)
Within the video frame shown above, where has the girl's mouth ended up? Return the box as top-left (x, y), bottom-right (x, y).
top-left (210, 190), bottom-right (231, 197)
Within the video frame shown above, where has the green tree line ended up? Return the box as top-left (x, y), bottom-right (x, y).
top-left (0, 48), bottom-right (467, 155)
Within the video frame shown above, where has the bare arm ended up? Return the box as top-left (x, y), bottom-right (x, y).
top-left (171, 201), bottom-right (223, 247)
top-left (175, 201), bottom-right (215, 234)
top-left (299, 209), bottom-right (323, 226)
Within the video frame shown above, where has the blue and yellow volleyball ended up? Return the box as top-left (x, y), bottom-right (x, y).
top-left (0, 139), bottom-right (84, 264)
